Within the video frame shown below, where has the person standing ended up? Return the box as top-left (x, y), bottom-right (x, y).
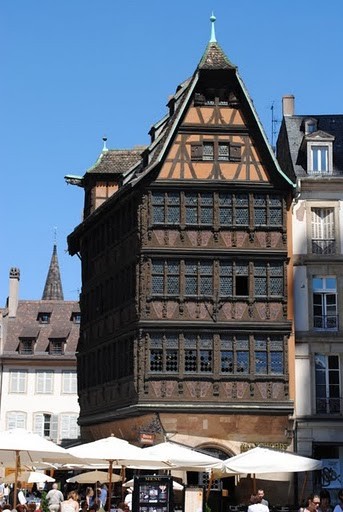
top-left (60, 491), bottom-right (79, 512)
top-left (247, 494), bottom-right (269, 512)
top-left (257, 489), bottom-right (269, 508)
top-left (46, 484), bottom-right (64, 512)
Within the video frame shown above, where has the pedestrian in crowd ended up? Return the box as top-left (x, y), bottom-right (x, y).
top-left (333, 490), bottom-right (343, 512)
top-left (4, 485), bottom-right (10, 504)
top-left (46, 484), bottom-right (64, 512)
top-left (319, 490), bottom-right (331, 512)
top-left (9, 483), bottom-right (27, 508)
top-left (257, 489), bottom-right (269, 508)
top-left (247, 494), bottom-right (269, 512)
top-left (99, 485), bottom-right (108, 509)
top-left (85, 488), bottom-right (94, 509)
top-left (302, 494), bottom-right (321, 512)
top-left (124, 489), bottom-right (132, 512)
top-left (60, 491), bottom-right (79, 512)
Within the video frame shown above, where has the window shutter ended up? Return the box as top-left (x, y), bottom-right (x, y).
top-left (190, 143), bottom-right (203, 161)
top-left (323, 209), bottom-right (334, 239)
top-left (230, 143), bottom-right (242, 162)
top-left (34, 413), bottom-right (44, 436)
top-left (50, 415), bottom-right (59, 442)
top-left (311, 209), bottom-right (322, 239)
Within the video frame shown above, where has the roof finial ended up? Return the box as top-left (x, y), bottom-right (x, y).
top-left (210, 12), bottom-right (216, 43)
top-left (53, 226), bottom-right (57, 244)
top-left (102, 136), bottom-right (108, 152)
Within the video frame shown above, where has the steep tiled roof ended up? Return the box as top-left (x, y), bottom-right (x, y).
top-left (281, 115), bottom-right (343, 177)
top-left (3, 300), bottom-right (80, 357)
top-left (198, 42), bottom-right (236, 70)
top-left (42, 244), bottom-right (64, 301)
top-left (86, 149), bottom-right (143, 175)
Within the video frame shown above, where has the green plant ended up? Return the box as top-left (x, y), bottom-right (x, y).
top-left (40, 490), bottom-right (49, 512)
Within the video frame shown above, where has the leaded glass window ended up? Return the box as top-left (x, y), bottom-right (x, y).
top-left (219, 193), bottom-right (232, 225)
top-left (220, 262), bottom-right (233, 296)
top-left (235, 194), bottom-right (249, 225)
top-left (151, 260), bottom-right (180, 296)
top-left (200, 193), bottom-right (213, 224)
top-left (149, 333), bottom-right (179, 373)
top-left (236, 337), bottom-right (249, 373)
top-left (254, 195), bottom-right (267, 225)
top-left (151, 192), bottom-right (180, 225)
top-left (218, 143), bottom-right (230, 160)
top-left (203, 142), bottom-right (214, 160)
top-left (270, 337), bottom-right (284, 374)
top-left (185, 193), bottom-right (198, 224)
top-left (151, 192), bottom-right (164, 224)
top-left (254, 263), bottom-right (283, 297)
top-left (255, 337), bottom-right (267, 374)
top-left (184, 335), bottom-right (213, 373)
top-left (185, 261), bottom-right (213, 297)
top-left (269, 196), bottom-right (283, 225)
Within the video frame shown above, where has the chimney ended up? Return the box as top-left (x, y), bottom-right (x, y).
top-left (282, 95), bottom-right (295, 117)
top-left (8, 267), bottom-right (20, 317)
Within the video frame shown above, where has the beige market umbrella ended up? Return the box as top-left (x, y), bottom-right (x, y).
top-left (0, 428), bottom-right (78, 507)
top-left (5, 471), bottom-right (55, 484)
top-left (66, 470), bottom-right (122, 484)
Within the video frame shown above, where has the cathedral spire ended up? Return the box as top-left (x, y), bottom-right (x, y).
top-left (42, 244), bottom-right (64, 300)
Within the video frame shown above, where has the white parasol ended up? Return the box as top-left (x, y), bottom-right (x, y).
top-left (142, 441), bottom-right (224, 471)
top-left (218, 446), bottom-right (322, 475)
top-left (0, 428), bottom-right (78, 507)
top-left (4, 471), bottom-right (55, 484)
top-left (123, 478), bottom-right (184, 491)
top-left (67, 435), bottom-right (172, 512)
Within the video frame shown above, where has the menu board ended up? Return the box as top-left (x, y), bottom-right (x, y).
top-left (133, 475), bottom-right (173, 512)
top-left (184, 486), bottom-right (204, 512)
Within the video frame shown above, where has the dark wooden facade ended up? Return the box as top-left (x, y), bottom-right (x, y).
top-left (68, 36), bottom-right (296, 452)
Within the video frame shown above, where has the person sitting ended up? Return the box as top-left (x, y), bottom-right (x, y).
top-left (60, 491), bottom-right (79, 512)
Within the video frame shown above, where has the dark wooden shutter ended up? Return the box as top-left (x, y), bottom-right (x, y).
top-left (191, 142), bottom-right (203, 161)
top-left (230, 143), bottom-right (242, 162)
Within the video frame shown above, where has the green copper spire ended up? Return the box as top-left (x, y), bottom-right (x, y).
top-left (210, 12), bottom-right (216, 43)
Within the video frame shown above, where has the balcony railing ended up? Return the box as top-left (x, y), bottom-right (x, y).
top-left (314, 315), bottom-right (338, 330)
top-left (316, 397), bottom-right (341, 414)
top-left (312, 239), bottom-right (336, 255)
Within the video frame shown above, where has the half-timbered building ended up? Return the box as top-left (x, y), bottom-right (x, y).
top-left (67, 17), bottom-right (296, 499)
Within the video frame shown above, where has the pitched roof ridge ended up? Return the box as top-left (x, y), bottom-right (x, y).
top-left (198, 41), bottom-right (236, 70)
top-left (42, 244), bottom-right (64, 301)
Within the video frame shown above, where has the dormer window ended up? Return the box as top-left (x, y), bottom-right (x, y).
top-left (312, 145), bottom-right (329, 173)
top-left (19, 339), bottom-right (35, 355)
top-left (38, 312), bottom-right (51, 324)
top-left (305, 131), bottom-right (334, 175)
top-left (305, 118), bottom-right (317, 134)
top-left (49, 339), bottom-right (65, 355)
top-left (71, 312), bottom-right (81, 324)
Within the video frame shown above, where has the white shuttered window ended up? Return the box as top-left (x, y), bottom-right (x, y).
top-left (62, 371), bottom-right (77, 394)
top-left (34, 413), bottom-right (58, 442)
top-left (6, 411), bottom-right (27, 429)
top-left (311, 208), bottom-right (335, 254)
top-left (9, 370), bottom-right (28, 393)
top-left (35, 371), bottom-right (54, 394)
top-left (60, 414), bottom-right (80, 440)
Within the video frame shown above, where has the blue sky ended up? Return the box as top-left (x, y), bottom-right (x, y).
top-left (1, 1), bottom-right (342, 301)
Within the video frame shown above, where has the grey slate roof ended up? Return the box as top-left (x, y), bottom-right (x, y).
top-left (279, 115), bottom-right (343, 177)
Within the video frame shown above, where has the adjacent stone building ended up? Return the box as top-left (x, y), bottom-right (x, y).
top-left (277, 96), bottom-right (343, 495)
top-left (0, 245), bottom-right (80, 445)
